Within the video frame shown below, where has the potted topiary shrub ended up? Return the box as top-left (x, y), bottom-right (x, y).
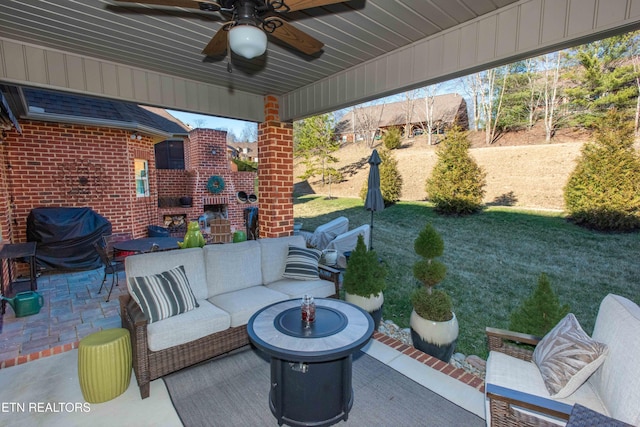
top-left (410, 223), bottom-right (458, 362)
top-left (342, 234), bottom-right (387, 329)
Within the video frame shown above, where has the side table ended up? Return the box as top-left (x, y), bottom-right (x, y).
top-left (0, 242), bottom-right (37, 315)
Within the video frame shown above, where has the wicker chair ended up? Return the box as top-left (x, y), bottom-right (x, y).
top-left (485, 294), bottom-right (640, 427)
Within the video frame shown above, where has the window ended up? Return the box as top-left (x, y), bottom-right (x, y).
top-left (155, 140), bottom-right (185, 169)
top-left (135, 159), bottom-right (149, 197)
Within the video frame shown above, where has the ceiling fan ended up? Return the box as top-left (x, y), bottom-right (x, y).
top-left (114, 0), bottom-right (350, 59)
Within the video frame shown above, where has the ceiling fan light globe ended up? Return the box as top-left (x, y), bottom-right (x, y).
top-left (228, 25), bottom-right (267, 59)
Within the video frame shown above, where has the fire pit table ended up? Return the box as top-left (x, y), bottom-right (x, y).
top-left (248, 298), bottom-right (374, 427)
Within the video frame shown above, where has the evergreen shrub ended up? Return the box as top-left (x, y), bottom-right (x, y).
top-left (509, 273), bottom-right (570, 337)
top-left (383, 127), bottom-right (402, 150)
top-left (564, 110), bottom-right (640, 232)
top-left (410, 223), bottom-right (453, 322)
top-left (359, 149), bottom-right (403, 206)
top-left (425, 125), bottom-right (486, 215)
top-left (342, 235), bottom-right (386, 298)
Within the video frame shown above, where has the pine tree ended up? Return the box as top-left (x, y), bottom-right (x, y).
top-left (294, 114), bottom-right (342, 185)
top-left (360, 148), bottom-right (403, 206)
top-left (425, 126), bottom-right (486, 215)
top-left (563, 33), bottom-right (640, 128)
top-left (509, 273), bottom-right (570, 336)
top-left (342, 235), bottom-right (386, 297)
top-left (382, 126), bottom-right (402, 150)
top-left (564, 110), bottom-right (640, 231)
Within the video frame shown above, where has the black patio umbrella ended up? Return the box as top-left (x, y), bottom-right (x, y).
top-left (364, 149), bottom-right (385, 249)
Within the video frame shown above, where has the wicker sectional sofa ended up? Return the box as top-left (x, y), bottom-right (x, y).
top-left (119, 235), bottom-right (340, 399)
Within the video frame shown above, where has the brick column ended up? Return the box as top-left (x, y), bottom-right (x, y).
top-left (258, 95), bottom-right (293, 238)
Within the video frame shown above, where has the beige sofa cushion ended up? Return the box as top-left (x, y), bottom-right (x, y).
top-left (486, 351), bottom-right (607, 424)
top-left (208, 286), bottom-right (287, 327)
top-left (146, 300), bottom-right (230, 351)
top-left (266, 277), bottom-right (336, 299)
top-left (203, 241), bottom-right (262, 297)
top-left (258, 235), bottom-right (307, 284)
top-left (125, 247), bottom-right (208, 301)
top-left (587, 294), bottom-right (640, 426)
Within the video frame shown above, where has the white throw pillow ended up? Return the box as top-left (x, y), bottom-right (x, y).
top-left (532, 313), bottom-right (608, 398)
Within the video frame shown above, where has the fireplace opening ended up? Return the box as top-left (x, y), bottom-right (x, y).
top-left (204, 204), bottom-right (228, 221)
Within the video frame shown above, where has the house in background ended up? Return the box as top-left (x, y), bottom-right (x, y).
top-left (335, 93), bottom-right (468, 143)
top-left (0, 86), bottom-right (257, 248)
top-left (228, 141), bottom-right (259, 164)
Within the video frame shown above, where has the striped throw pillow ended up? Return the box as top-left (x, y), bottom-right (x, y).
top-left (282, 245), bottom-right (322, 281)
top-left (128, 265), bottom-right (199, 323)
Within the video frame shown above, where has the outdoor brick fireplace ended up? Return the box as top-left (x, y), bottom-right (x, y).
top-left (156, 129), bottom-right (257, 236)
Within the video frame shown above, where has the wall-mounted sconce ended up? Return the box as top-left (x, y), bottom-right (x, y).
top-left (130, 132), bottom-right (142, 140)
top-left (211, 149), bottom-right (217, 155)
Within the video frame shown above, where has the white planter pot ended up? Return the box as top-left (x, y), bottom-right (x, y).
top-left (410, 310), bottom-right (459, 362)
top-left (345, 292), bottom-right (384, 313)
top-left (345, 292), bottom-right (384, 329)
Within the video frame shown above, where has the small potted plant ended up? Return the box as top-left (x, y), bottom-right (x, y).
top-left (409, 223), bottom-right (458, 362)
top-left (342, 234), bottom-right (387, 328)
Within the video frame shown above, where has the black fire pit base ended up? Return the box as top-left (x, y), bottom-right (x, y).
top-left (269, 355), bottom-right (353, 427)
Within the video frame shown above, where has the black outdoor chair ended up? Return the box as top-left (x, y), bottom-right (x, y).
top-left (102, 232), bottom-right (133, 262)
top-left (93, 241), bottom-right (125, 302)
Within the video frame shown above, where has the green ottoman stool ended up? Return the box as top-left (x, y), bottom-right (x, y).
top-left (78, 328), bottom-right (132, 403)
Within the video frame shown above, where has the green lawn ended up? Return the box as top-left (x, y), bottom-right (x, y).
top-left (294, 195), bottom-right (640, 359)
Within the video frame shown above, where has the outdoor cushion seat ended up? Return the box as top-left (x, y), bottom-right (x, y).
top-left (486, 351), bottom-right (606, 425)
top-left (208, 286), bottom-right (287, 328)
top-left (266, 277), bottom-right (336, 300)
top-left (305, 216), bottom-right (349, 250)
top-left (485, 294), bottom-right (640, 427)
top-left (147, 302), bottom-right (231, 352)
top-left (326, 224), bottom-right (371, 268)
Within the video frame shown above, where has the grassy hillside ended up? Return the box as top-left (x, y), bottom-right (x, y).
top-left (294, 129), bottom-right (588, 210)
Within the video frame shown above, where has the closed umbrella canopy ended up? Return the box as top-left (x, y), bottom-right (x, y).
top-left (364, 149), bottom-right (384, 249)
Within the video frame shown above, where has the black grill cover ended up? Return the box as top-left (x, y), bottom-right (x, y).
top-left (27, 207), bottom-right (112, 271)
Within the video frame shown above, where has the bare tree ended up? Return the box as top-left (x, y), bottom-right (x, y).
top-left (239, 123), bottom-right (258, 142)
top-left (192, 118), bottom-right (207, 128)
top-left (422, 85), bottom-right (441, 145)
top-left (479, 67), bottom-right (509, 144)
top-left (460, 75), bottom-right (482, 131)
top-left (401, 89), bottom-right (423, 137)
top-left (525, 57), bottom-right (542, 130)
top-left (353, 100), bottom-right (386, 147)
top-left (542, 52), bottom-right (561, 141)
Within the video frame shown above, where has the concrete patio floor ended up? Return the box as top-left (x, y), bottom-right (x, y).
top-left (0, 268), bottom-right (486, 426)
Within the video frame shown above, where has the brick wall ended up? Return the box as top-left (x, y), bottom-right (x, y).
top-left (0, 121), bottom-right (156, 242)
top-left (258, 95), bottom-right (294, 238)
top-left (157, 128), bottom-right (257, 233)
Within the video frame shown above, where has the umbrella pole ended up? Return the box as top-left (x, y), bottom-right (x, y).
top-left (369, 210), bottom-right (374, 250)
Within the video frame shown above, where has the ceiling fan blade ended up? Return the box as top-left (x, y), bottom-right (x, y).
top-left (114, 0), bottom-right (221, 11)
top-left (202, 26), bottom-right (229, 56)
top-left (264, 18), bottom-right (323, 55)
top-left (283, 0), bottom-right (349, 12)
